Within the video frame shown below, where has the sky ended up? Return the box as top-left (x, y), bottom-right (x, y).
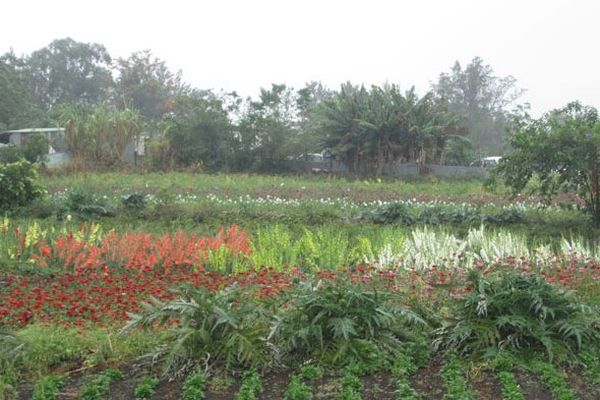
top-left (1, 0), bottom-right (599, 116)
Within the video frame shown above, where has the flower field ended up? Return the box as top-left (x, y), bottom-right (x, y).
top-left (3, 173), bottom-right (600, 399)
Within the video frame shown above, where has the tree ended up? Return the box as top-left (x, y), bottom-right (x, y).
top-left (25, 38), bottom-right (114, 109)
top-left (316, 83), bottom-right (464, 175)
top-left (164, 90), bottom-right (235, 170)
top-left (236, 84), bottom-right (299, 172)
top-left (0, 53), bottom-right (45, 129)
top-left (496, 102), bottom-right (600, 225)
top-left (116, 50), bottom-right (185, 121)
top-left (432, 57), bottom-right (524, 155)
top-left (58, 104), bottom-right (141, 168)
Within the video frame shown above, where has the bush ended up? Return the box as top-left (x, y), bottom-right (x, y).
top-left (0, 159), bottom-right (43, 211)
top-left (434, 267), bottom-right (600, 361)
top-left (269, 277), bottom-right (426, 367)
top-left (122, 286), bottom-right (271, 373)
top-left (0, 135), bottom-right (48, 164)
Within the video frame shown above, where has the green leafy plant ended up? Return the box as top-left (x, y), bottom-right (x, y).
top-left (0, 159), bottom-right (43, 211)
top-left (440, 353), bottom-right (475, 400)
top-left (32, 375), bottom-right (63, 400)
top-left (579, 350), bottom-right (600, 385)
top-left (235, 368), bottom-right (262, 400)
top-left (391, 352), bottom-right (419, 400)
top-left (299, 365), bottom-right (323, 381)
top-left (493, 353), bottom-right (524, 400)
top-left (283, 374), bottom-right (313, 400)
top-left (434, 267), bottom-right (600, 361)
top-left (340, 370), bottom-right (363, 400)
top-left (122, 285), bottom-right (270, 373)
top-left (529, 360), bottom-right (577, 400)
top-left (181, 370), bottom-right (208, 400)
top-left (80, 369), bottom-right (123, 400)
top-left (269, 277), bottom-right (426, 367)
top-left (134, 376), bottom-right (159, 399)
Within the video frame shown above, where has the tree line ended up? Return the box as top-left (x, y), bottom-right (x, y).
top-left (1, 37), bottom-right (524, 173)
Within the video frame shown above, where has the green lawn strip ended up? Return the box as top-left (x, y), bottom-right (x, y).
top-left (235, 368), bottom-right (263, 400)
top-left (32, 375), bottom-right (64, 400)
top-left (440, 353), bottom-right (476, 400)
top-left (133, 375), bottom-right (159, 400)
top-left (391, 352), bottom-right (419, 400)
top-left (493, 354), bottom-right (525, 400)
top-left (79, 368), bottom-right (123, 400)
top-left (181, 370), bottom-right (208, 400)
top-left (529, 360), bottom-right (578, 400)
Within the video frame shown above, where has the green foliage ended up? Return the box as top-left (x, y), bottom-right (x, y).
top-left (64, 190), bottom-right (112, 218)
top-left (579, 350), bottom-right (600, 385)
top-left (283, 374), bottom-right (313, 400)
top-left (529, 360), bottom-right (577, 400)
top-left (493, 353), bottom-right (524, 400)
top-left (134, 376), bottom-right (159, 400)
top-left (121, 193), bottom-right (147, 212)
top-left (497, 101), bottom-right (600, 225)
top-left (299, 365), bottom-right (323, 381)
top-left (340, 370), bottom-right (363, 400)
top-left (26, 38), bottom-right (113, 108)
top-left (432, 56), bottom-right (522, 154)
top-left (0, 160), bottom-right (43, 211)
top-left (165, 91), bottom-right (235, 170)
top-left (32, 375), bottom-right (63, 400)
top-left (235, 368), bottom-right (263, 400)
top-left (57, 103), bottom-right (140, 168)
top-left (0, 135), bottom-right (48, 165)
top-left (79, 369), bottom-right (123, 400)
top-left (269, 278), bottom-right (426, 367)
top-left (122, 286), bottom-right (271, 372)
top-left (116, 50), bottom-right (183, 121)
top-left (369, 203), bottom-right (415, 225)
top-left (440, 353), bottom-right (475, 400)
top-left (317, 83), bottom-right (464, 176)
top-left (434, 267), bottom-right (600, 361)
top-left (181, 370), bottom-right (208, 400)
top-left (0, 54), bottom-right (43, 129)
top-left (391, 352), bottom-right (419, 400)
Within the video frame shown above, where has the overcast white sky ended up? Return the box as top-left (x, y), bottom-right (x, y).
top-left (1, 0), bottom-right (599, 116)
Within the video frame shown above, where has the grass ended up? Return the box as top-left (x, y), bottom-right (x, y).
top-left (41, 172), bottom-right (490, 200)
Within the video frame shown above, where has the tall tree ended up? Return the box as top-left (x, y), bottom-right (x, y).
top-left (317, 83), bottom-right (463, 175)
top-left (497, 102), bottom-right (600, 225)
top-left (164, 90), bottom-right (234, 170)
top-left (26, 38), bottom-right (114, 109)
top-left (432, 57), bottom-right (523, 155)
top-left (0, 53), bottom-right (37, 129)
top-left (116, 50), bottom-right (185, 122)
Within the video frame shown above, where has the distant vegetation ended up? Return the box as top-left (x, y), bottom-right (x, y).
top-left (1, 38), bottom-right (529, 174)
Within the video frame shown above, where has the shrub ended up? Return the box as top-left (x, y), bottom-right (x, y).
top-left (269, 277), bottom-right (426, 367)
top-left (434, 267), bottom-right (600, 361)
top-left (0, 160), bottom-right (43, 211)
top-left (122, 285), bottom-right (271, 373)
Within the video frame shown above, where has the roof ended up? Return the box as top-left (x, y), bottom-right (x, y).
top-left (0, 128), bottom-right (65, 135)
